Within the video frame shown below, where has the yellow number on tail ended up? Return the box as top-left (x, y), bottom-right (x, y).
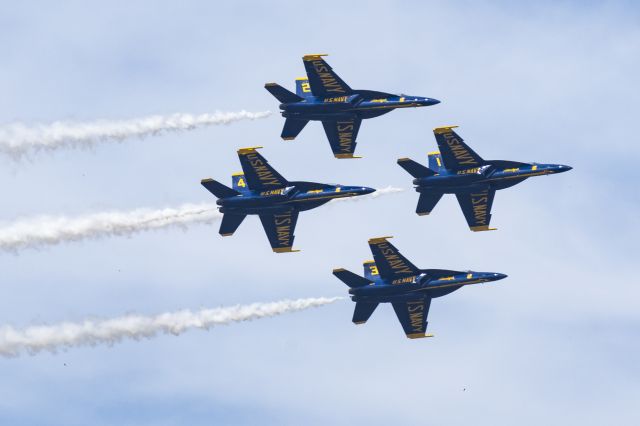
top-left (302, 82), bottom-right (311, 93)
top-left (238, 178), bottom-right (246, 187)
top-left (369, 265), bottom-right (379, 276)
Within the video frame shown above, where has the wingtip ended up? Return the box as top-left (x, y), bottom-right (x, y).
top-left (273, 247), bottom-right (301, 253)
top-left (368, 236), bottom-right (393, 244)
top-left (433, 125), bottom-right (459, 134)
top-left (201, 178), bottom-right (214, 184)
top-left (303, 53), bottom-right (329, 60)
top-left (237, 146), bottom-right (264, 154)
top-left (407, 333), bottom-right (435, 339)
top-left (334, 153), bottom-right (362, 159)
top-left (470, 226), bottom-right (498, 232)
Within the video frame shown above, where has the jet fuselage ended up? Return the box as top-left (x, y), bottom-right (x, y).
top-left (414, 162), bottom-right (572, 193)
top-left (280, 92), bottom-right (439, 121)
top-left (217, 184), bottom-right (374, 214)
top-left (349, 270), bottom-right (507, 303)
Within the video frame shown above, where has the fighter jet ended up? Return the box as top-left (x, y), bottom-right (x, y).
top-left (265, 54), bottom-right (440, 159)
top-left (398, 126), bottom-right (572, 231)
top-left (201, 147), bottom-right (375, 253)
top-left (333, 236), bottom-right (507, 339)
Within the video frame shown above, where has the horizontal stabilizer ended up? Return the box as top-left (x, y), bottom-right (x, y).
top-left (397, 158), bottom-right (436, 178)
top-left (264, 83), bottom-right (303, 103)
top-left (201, 179), bottom-right (240, 199)
top-left (333, 268), bottom-right (373, 288)
top-left (352, 302), bottom-right (378, 325)
top-left (416, 192), bottom-right (443, 216)
top-left (219, 213), bottom-right (246, 236)
top-left (281, 118), bottom-right (309, 140)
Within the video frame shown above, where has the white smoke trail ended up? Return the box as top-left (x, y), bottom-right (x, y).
top-left (330, 186), bottom-right (405, 203)
top-left (0, 203), bottom-right (221, 252)
top-left (0, 187), bottom-right (404, 253)
top-left (0, 297), bottom-right (342, 357)
top-left (0, 110), bottom-right (272, 158)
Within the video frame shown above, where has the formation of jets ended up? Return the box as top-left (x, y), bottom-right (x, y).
top-left (201, 54), bottom-right (571, 339)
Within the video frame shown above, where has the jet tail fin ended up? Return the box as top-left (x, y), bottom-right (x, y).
top-left (295, 78), bottom-right (313, 97)
top-left (333, 268), bottom-right (372, 288)
top-left (201, 179), bottom-right (240, 199)
top-left (428, 151), bottom-right (446, 173)
top-left (397, 158), bottom-right (436, 178)
top-left (264, 83), bottom-right (303, 103)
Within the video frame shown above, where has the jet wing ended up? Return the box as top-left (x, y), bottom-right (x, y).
top-left (392, 298), bottom-right (433, 339)
top-left (322, 118), bottom-right (362, 159)
top-left (302, 54), bottom-right (353, 97)
top-left (455, 187), bottom-right (497, 231)
top-left (237, 147), bottom-right (288, 191)
top-left (367, 237), bottom-right (420, 282)
top-left (259, 210), bottom-right (299, 253)
top-left (433, 126), bottom-right (484, 170)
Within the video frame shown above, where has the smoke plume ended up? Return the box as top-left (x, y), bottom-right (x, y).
top-left (0, 110), bottom-right (272, 158)
top-left (0, 203), bottom-right (221, 252)
top-left (0, 187), bottom-right (404, 252)
top-left (0, 297), bottom-right (342, 357)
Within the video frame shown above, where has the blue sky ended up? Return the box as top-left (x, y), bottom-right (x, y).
top-left (0, 1), bottom-right (639, 424)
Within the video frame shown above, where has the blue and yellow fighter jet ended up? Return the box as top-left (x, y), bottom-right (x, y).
top-left (397, 126), bottom-right (572, 231)
top-left (201, 147), bottom-right (375, 253)
top-left (333, 237), bottom-right (507, 339)
top-left (264, 54), bottom-right (440, 159)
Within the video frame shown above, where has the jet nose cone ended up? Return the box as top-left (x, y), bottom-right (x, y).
top-left (559, 165), bottom-right (573, 173)
top-left (360, 186), bottom-right (376, 195)
top-left (425, 98), bottom-right (440, 106)
top-left (491, 273), bottom-right (508, 281)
